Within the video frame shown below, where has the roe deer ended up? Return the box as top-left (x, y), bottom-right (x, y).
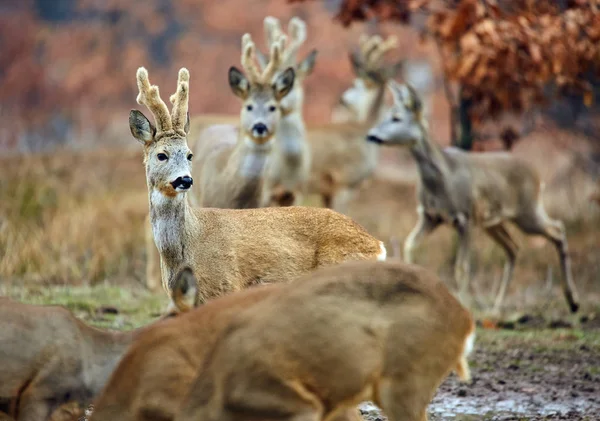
top-left (89, 269), bottom-right (362, 421)
top-left (192, 33), bottom-right (295, 209)
top-left (0, 299), bottom-right (175, 421)
top-left (143, 33), bottom-right (294, 292)
top-left (305, 35), bottom-right (403, 211)
top-left (367, 81), bottom-right (580, 314)
top-left (254, 16), bottom-right (317, 207)
top-left (130, 66), bottom-right (386, 307)
top-left (175, 260), bottom-right (475, 421)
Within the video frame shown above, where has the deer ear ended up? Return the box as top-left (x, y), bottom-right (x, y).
top-left (297, 49), bottom-right (317, 78)
top-left (129, 110), bottom-right (155, 144)
top-left (228, 67), bottom-right (250, 100)
top-left (171, 267), bottom-right (198, 312)
top-left (385, 59), bottom-right (404, 79)
top-left (349, 51), bottom-right (365, 77)
top-left (273, 67), bottom-right (295, 101)
top-left (388, 81), bottom-right (410, 106)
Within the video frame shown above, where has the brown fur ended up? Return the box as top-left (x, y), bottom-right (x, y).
top-left (175, 261), bottom-right (475, 421)
top-left (368, 82), bottom-right (580, 314)
top-left (130, 68), bottom-right (385, 307)
top-left (0, 300), bottom-right (172, 421)
top-left (89, 271), bottom-right (361, 421)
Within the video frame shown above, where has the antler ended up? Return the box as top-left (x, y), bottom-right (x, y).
top-left (261, 34), bottom-right (285, 83)
top-left (264, 16), bottom-right (307, 68)
top-left (241, 33), bottom-right (262, 84)
top-left (169, 68), bottom-right (190, 134)
top-left (368, 35), bottom-right (398, 68)
top-left (136, 67), bottom-right (173, 136)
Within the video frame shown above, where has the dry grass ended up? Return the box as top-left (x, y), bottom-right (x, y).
top-left (0, 139), bottom-right (599, 316)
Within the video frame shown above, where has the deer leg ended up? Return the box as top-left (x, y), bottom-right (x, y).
top-left (485, 224), bottom-right (519, 314)
top-left (145, 213), bottom-right (162, 292)
top-left (517, 205), bottom-right (580, 313)
top-left (331, 187), bottom-right (355, 215)
top-left (378, 378), bottom-right (431, 421)
top-left (454, 219), bottom-right (472, 307)
top-left (403, 207), bottom-right (440, 264)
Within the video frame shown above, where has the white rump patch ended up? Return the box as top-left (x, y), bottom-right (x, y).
top-left (463, 330), bottom-right (476, 358)
top-left (377, 241), bottom-right (387, 261)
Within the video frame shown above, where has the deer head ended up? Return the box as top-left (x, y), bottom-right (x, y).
top-left (229, 33), bottom-right (296, 147)
top-left (129, 67), bottom-right (193, 198)
top-left (256, 16), bottom-right (317, 115)
top-left (335, 34), bottom-right (403, 122)
top-left (367, 81), bottom-right (425, 146)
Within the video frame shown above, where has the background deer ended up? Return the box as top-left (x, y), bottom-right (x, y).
top-left (0, 299), bottom-right (174, 421)
top-left (255, 16), bottom-right (317, 207)
top-left (130, 66), bottom-right (386, 307)
top-left (175, 260), bottom-right (475, 421)
top-left (305, 35), bottom-right (403, 211)
top-left (89, 268), bottom-right (361, 421)
top-left (367, 81), bottom-right (580, 314)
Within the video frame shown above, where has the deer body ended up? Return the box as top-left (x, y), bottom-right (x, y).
top-left (175, 261), bottom-right (475, 421)
top-left (131, 66), bottom-right (385, 307)
top-left (0, 300), bottom-right (149, 421)
top-left (367, 82), bottom-right (580, 313)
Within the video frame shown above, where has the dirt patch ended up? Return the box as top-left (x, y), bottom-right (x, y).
top-left (359, 329), bottom-right (600, 421)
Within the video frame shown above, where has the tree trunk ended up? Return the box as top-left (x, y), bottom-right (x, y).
top-left (457, 87), bottom-right (474, 151)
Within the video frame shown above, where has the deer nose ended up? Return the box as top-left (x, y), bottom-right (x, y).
top-left (252, 123), bottom-right (268, 136)
top-left (366, 134), bottom-right (383, 144)
top-left (171, 175), bottom-right (193, 190)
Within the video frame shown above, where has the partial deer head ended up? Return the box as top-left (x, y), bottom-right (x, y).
top-left (129, 67), bottom-right (193, 198)
top-left (367, 81), bottom-right (425, 146)
top-left (229, 33), bottom-right (296, 147)
top-left (334, 34), bottom-right (403, 122)
top-left (256, 16), bottom-right (317, 115)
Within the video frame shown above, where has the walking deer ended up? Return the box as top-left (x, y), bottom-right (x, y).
top-left (305, 34), bottom-right (403, 211)
top-left (130, 66), bottom-right (386, 307)
top-left (367, 81), bottom-right (580, 313)
top-left (0, 299), bottom-right (175, 421)
top-left (89, 268), bottom-right (362, 421)
top-left (175, 260), bottom-right (475, 421)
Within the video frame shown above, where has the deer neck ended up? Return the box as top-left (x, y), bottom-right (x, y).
top-left (237, 133), bottom-right (272, 179)
top-left (409, 122), bottom-right (451, 194)
top-left (275, 110), bottom-right (305, 160)
top-left (80, 324), bottom-right (141, 396)
top-left (148, 188), bottom-right (197, 277)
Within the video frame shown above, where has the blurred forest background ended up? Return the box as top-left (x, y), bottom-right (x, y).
top-left (1, 0), bottom-right (599, 314)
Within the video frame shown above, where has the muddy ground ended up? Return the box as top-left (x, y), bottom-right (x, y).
top-left (360, 319), bottom-right (600, 421)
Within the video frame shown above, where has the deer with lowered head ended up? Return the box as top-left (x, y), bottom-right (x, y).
top-left (174, 260), bottom-right (475, 421)
top-left (88, 268), bottom-right (362, 421)
top-left (0, 298), bottom-right (178, 421)
top-left (305, 34), bottom-right (403, 211)
top-left (367, 81), bottom-right (580, 314)
top-left (130, 66), bottom-right (386, 308)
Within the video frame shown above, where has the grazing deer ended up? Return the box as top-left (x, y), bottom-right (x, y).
top-left (0, 299), bottom-right (175, 421)
top-left (254, 16), bottom-right (317, 207)
top-left (367, 82), bottom-right (580, 314)
top-left (175, 260), bottom-right (475, 421)
top-left (305, 35), bottom-right (403, 211)
top-left (89, 268), bottom-right (362, 421)
top-left (130, 66), bottom-right (386, 307)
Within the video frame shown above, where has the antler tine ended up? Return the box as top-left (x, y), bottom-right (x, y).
top-left (169, 67), bottom-right (190, 134)
top-left (360, 35), bottom-right (382, 63)
top-left (261, 34), bottom-right (285, 83)
top-left (264, 16), bottom-right (284, 48)
top-left (136, 67), bottom-right (173, 134)
top-left (281, 16), bottom-right (307, 66)
top-left (368, 35), bottom-right (398, 68)
top-left (241, 33), bottom-right (261, 84)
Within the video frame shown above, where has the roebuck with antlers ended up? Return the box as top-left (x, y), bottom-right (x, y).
top-left (130, 67), bottom-right (386, 307)
top-left (367, 82), bottom-right (580, 314)
top-left (175, 261), bottom-right (475, 421)
top-left (306, 35), bottom-right (403, 211)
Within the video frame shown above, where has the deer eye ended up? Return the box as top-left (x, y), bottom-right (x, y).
top-left (392, 116), bottom-right (402, 123)
top-left (268, 105), bottom-right (277, 112)
top-left (187, 153), bottom-right (193, 161)
top-left (157, 153), bottom-right (168, 161)
top-left (246, 104), bottom-right (253, 111)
